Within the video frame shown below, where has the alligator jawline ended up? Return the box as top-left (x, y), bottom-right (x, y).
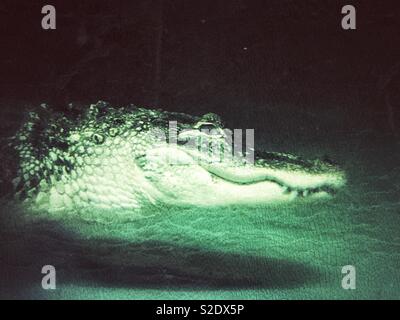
top-left (210, 172), bottom-right (337, 197)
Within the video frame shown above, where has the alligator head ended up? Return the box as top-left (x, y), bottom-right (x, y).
top-left (6, 101), bottom-right (346, 212)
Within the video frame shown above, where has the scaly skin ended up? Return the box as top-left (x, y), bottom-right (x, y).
top-left (4, 101), bottom-right (346, 212)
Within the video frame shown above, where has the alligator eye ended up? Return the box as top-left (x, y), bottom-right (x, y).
top-left (196, 122), bottom-right (216, 131)
top-left (108, 127), bottom-right (119, 137)
top-left (92, 133), bottom-right (105, 144)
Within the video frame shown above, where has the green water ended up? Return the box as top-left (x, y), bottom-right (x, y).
top-left (0, 132), bottom-right (399, 299)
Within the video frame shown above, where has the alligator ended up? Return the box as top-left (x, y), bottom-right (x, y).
top-left (0, 101), bottom-right (346, 213)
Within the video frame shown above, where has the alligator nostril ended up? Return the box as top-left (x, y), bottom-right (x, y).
top-left (321, 155), bottom-right (337, 165)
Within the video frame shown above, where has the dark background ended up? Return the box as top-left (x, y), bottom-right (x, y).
top-left (0, 0), bottom-right (399, 140)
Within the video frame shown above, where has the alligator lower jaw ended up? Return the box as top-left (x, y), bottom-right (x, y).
top-left (207, 165), bottom-right (344, 198)
top-left (209, 172), bottom-right (337, 199)
top-left (203, 162), bottom-right (343, 199)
